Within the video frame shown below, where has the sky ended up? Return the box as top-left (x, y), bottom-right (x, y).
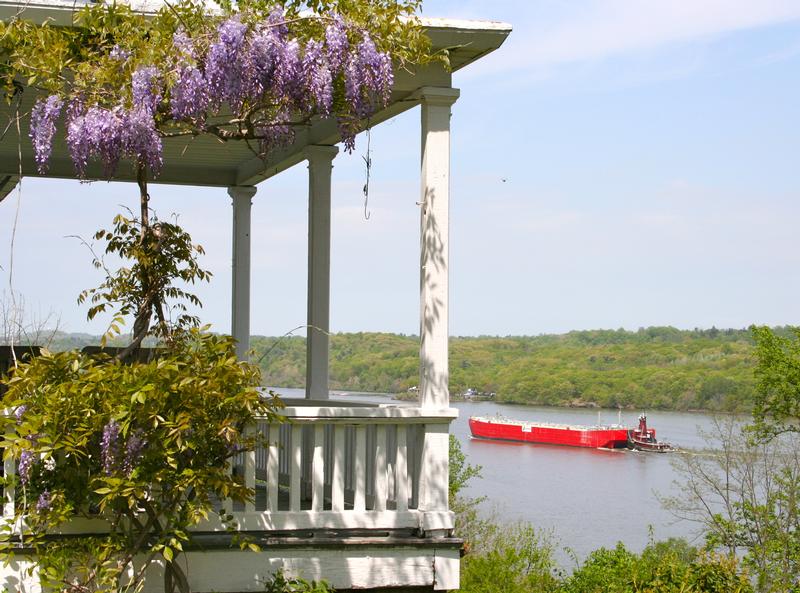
top-left (2, 0), bottom-right (800, 338)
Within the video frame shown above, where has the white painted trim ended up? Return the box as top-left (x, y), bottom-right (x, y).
top-left (396, 425), bottom-right (410, 512)
top-left (417, 423), bottom-right (451, 521)
top-left (228, 185), bottom-right (257, 361)
top-left (331, 425), bottom-right (345, 511)
top-left (304, 145), bottom-right (338, 400)
top-left (267, 424), bottom-right (279, 512)
top-left (197, 510), bottom-right (419, 531)
top-left (2, 544), bottom-right (461, 592)
top-left (274, 406), bottom-right (459, 421)
top-left (243, 424), bottom-right (257, 513)
top-left (354, 425), bottom-right (367, 512)
top-left (418, 87), bottom-right (459, 411)
top-left (290, 425), bottom-right (302, 512)
top-left (374, 425), bottom-right (388, 511)
top-left (312, 424), bottom-right (325, 511)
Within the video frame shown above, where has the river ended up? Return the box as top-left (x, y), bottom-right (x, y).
top-left (275, 387), bottom-right (731, 564)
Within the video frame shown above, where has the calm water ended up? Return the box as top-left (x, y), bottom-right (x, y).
top-left (275, 387), bottom-right (731, 564)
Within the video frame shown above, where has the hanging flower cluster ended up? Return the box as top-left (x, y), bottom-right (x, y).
top-left (100, 420), bottom-right (148, 476)
top-left (28, 9), bottom-right (394, 178)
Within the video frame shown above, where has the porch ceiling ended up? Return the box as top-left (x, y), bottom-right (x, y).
top-left (0, 2), bottom-right (511, 199)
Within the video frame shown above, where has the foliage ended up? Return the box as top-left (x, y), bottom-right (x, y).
top-left (0, 208), bottom-right (284, 593)
top-left (77, 212), bottom-right (211, 352)
top-left (1, 0), bottom-right (434, 179)
top-left (751, 325), bottom-right (800, 439)
top-left (263, 569), bottom-right (334, 593)
top-left (663, 416), bottom-right (800, 593)
top-left (247, 327), bottom-right (758, 411)
top-left (561, 540), bottom-right (752, 593)
top-left (460, 522), bottom-right (560, 593)
top-left (0, 330), bottom-right (281, 592)
top-left (448, 434), bottom-right (481, 505)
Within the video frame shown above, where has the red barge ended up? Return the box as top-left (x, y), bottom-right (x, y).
top-left (469, 415), bottom-right (630, 449)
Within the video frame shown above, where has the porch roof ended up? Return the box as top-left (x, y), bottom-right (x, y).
top-left (0, 2), bottom-right (511, 199)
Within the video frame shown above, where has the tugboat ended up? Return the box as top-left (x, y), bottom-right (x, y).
top-left (627, 414), bottom-right (675, 452)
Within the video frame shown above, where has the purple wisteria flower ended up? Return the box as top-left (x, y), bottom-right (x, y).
top-left (248, 25), bottom-right (281, 97)
top-left (302, 40), bottom-right (332, 116)
top-left (273, 38), bottom-right (302, 104)
top-left (123, 108), bottom-right (163, 174)
top-left (205, 17), bottom-right (249, 111)
top-left (325, 15), bottom-right (349, 74)
top-left (122, 430), bottom-right (147, 476)
top-left (101, 420), bottom-right (120, 475)
top-left (360, 35), bottom-right (393, 106)
top-left (109, 45), bottom-right (131, 62)
top-left (28, 11), bottom-right (393, 176)
top-left (66, 104), bottom-right (162, 177)
top-left (172, 29), bottom-right (195, 58)
top-left (346, 33), bottom-right (393, 117)
top-left (267, 6), bottom-right (288, 39)
top-left (132, 66), bottom-right (162, 116)
top-left (66, 106), bottom-right (125, 177)
top-left (14, 404), bottom-right (27, 423)
top-left (18, 449), bottom-right (35, 485)
top-left (171, 66), bottom-right (208, 121)
top-left (36, 490), bottom-right (51, 511)
top-left (257, 107), bottom-right (294, 154)
top-left (29, 95), bottom-right (64, 173)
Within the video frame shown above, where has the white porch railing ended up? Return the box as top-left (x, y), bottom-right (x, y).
top-left (2, 400), bottom-right (458, 535)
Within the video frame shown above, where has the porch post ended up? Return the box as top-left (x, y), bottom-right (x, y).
top-left (416, 87), bottom-right (459, 532)
top-left (417, 87), bottom-right (459, 410)
top-left (229, 185), bottom-right (257, 361)
top-left (305, 145), bottom-right (339, 399)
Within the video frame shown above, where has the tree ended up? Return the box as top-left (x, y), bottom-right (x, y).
top-left (663, 417), bottom-right (800, 592)
top-left (751, 325), bottom-right (800, 440)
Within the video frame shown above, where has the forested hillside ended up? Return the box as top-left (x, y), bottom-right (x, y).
top-left (40, 326), bottom-right (762, 412)
top-left (251, 327), bottom-right (758, 412)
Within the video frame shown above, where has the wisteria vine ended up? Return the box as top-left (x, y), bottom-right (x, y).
top-left (28, 9), bottom-right (394, 178)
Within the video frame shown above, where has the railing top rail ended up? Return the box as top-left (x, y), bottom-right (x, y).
top-left (276, 397), bottom-right (381, 408)
top-left (258, 405), bottom-right (459, 422)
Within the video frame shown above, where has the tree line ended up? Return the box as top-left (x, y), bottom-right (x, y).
top-left (39, 325), bottom-right (775, 412)
top-left (250, 326), bottom-right (764, 412)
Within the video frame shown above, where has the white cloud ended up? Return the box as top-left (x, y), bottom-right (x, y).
top-left (453, 0), bottom-right (800, 76)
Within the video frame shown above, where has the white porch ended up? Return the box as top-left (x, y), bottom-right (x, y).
top-left (0, 3), bottom-right (511, 590)
top-left (3, 399), bottom-right (461, 591)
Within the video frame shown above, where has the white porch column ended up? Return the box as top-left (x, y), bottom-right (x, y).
top-left (305, 145), bottom-right (339, 399)
top-left (416, 87), bottom-right (459, 533)
top-left (417, 86), bottom-right (459, 410)
top-left (229, 185), bottom-right (257, 361)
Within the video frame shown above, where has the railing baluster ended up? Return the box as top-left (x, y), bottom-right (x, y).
top-left (290, 424), bottom-right (302, 512)
top-left (374, 425), bottom-right (387, 511)
top-left (3, 443), bottom-right (14, 519)
top-left (395, 424), bottom-right (409, 511)
top-left (332, 424), bottom-right (345, 511)
top-left (243, 425), bottom-right (256, 513)
top-left (354, 425), bottom-right (366, 511)
top-left (267, 423), bottom-right (280, 512)
top-left (312, 424), bottom-right (325, 511)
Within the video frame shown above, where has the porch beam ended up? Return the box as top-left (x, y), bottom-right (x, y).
top-left (229, 185), bottom-right (257, 361)
top-left (416, 86), bottom-right (459, 410)
top-left (304, 145), bottom-right (338, 399)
